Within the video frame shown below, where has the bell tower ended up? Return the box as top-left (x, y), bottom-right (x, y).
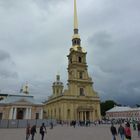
top-left (67, 0), bottom-right (97, 97)
top-left (44, 0), bottom-right (101, 122)
top-left (52, 74), bottom-right (64, 97)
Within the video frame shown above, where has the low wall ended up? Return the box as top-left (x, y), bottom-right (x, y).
top-left (0, 119), bottom-right (56, 128)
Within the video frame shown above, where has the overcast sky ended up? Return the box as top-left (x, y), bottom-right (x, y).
top-left (0, 0), bottom-right (140, 105)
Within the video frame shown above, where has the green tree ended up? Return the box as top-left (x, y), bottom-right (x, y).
top-left (100, 100), bottom-right (117, 117)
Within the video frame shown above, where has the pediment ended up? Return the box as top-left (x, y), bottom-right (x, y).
top-left (13, 98), bottom-right (34, 105)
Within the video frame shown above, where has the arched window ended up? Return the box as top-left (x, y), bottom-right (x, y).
top-left (79, 71), bottom-right (83, 79)
top-left (77, 40), bottom-right (80, 45)
top-left (78, 57), bottom-right (82, 63)
top-left (80, 88), bottom-right (84, 96)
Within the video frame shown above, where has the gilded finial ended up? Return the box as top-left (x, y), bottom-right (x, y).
top-left (56, 72), bottom-right (60, 81)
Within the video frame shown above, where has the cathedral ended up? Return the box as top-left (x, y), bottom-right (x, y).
top-left (44, 0), bottom-right (101, 122)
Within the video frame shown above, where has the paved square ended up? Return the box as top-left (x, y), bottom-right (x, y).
top-left (0, 124), bottom-right (139, 140)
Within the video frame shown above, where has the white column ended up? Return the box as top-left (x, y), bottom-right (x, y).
top-left (9, 107), bottom-right (13, 119)
top-left (81, 112), bottom-right (83, 121)
top-left (40, 109), bottom-right (43, 119)
top-left (91, 111), bottom-right (93, 121)
top-left (29, 108), bottom-right (31, 119)
top-left (91, 112), bottom-right (92, 121)
top-left (25, 108), bottom-right (29, 119)
top-left (84, 111), bottom-right (86, 121)
top-left (89, 112), bottom-right (91, 121)
top-left (81, 112), bottom-right (82, 120)
top-left (13, 108), bottom-right (17, 120)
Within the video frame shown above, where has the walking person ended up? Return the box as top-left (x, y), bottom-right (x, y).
top-left (31, 125), bottom-right (37, 140)
top-left (26, 123), bottom-right (31, 140)
top-left (124, 122), bottom-right (131, 140)
top-left (40, 123), bottom-right (47, 140)
top-left (110, 123), bottom-right (117, 140)
top-left (137, 121), bottom-right (140, 137)
top-left (50, 122), bottom-right (53, 129)
top-left (132, 121), bottom-right (136, 130)
top-left (118, 123), bottom-right (125, 140)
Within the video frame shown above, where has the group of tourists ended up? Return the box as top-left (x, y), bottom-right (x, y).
top-left (110, 122), bottom-right (131, 140)
top-left (110, 121), bottom-right (140, 140)
top-left (26, 123), bottom-right (47, 140)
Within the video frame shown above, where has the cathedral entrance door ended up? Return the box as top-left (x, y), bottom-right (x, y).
top-left (86, 111), bottom-right (90, 120)
top-left (17, 108), bottom-right (26, 119)
top-left (77, 106), bottom-right (93, 121)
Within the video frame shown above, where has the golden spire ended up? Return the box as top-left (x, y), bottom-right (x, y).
top-left (74, 0), bottom-right (78, 30)
top-left (72, 0), bottom-right (81, 46)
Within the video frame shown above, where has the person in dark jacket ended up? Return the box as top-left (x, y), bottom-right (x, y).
top-left (137, 122), bottom-right (140, 137)
top-left (118, 124), bottom-right (125, 140)
top-left (26, 123), bottom-right (31, 140)
top-left (110, 123), bottom-right (117, 140)
top-left (31, 125), bottom-right (37, 140)
top-left (40, 123), bottom-right (47, 140)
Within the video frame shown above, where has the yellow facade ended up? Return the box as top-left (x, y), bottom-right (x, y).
top-left (44, 0), bottom-right (101, 122)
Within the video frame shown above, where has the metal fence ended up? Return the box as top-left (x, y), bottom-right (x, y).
top-left (0, 119), bottom-right (56, 128)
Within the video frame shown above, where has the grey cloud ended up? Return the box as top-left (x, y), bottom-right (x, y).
top-left (88, 31), bottom-right (113, 49)
top-left (0, 69), bottom-right (17, 79)
top-left (0, 0), bottom-right (140, 106)
top-left (88, 15), bottom-right (140, 105)
top-left (0, 50), bottom-right (18, 79)
top-left (0, 49), bottom-right (10, 61)
top-left (88, 27), bottom-right (140, 106)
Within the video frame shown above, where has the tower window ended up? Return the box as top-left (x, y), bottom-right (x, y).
top-left (70, 58), bottom-right (72, 63)
top-left (73, 40), bottom-right (77, 45)
top-left (77, 40), bottom-right (80, 45)
top-left (80, 88), bottom-right (85, 96)
top-left (79, 72), bottom-right (83, 79)
top-left (78, 57), bottom-right (82, 63)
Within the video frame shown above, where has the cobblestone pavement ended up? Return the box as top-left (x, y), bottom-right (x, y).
top-left (0, 124), bottom-right (139, 140)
